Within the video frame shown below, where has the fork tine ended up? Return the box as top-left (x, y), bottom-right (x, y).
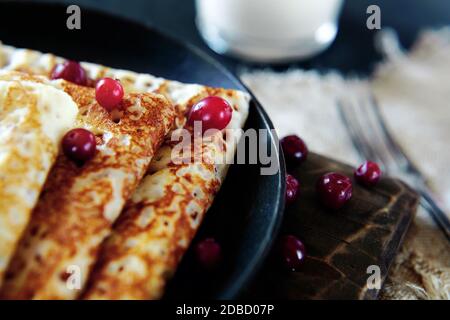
top-left (367, 94), bottom-right (423, 176)
top-left (338, 88), bottom-right (386, 166)
top-left (339, 83), bottom-right (450, 241)
top-left (337, 99), bottom-right (366, 160)
top-left (356, 90), bottom-right (399, 172)
top-left (341, 82), bottom-right (403, 173)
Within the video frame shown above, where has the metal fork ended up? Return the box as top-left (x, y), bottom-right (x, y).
top-left (338, 82), bottom-right (450, 241)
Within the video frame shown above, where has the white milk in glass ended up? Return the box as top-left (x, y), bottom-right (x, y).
top-left (196, 0), bottom-right (344, 62)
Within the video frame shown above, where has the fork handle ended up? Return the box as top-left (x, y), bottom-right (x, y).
top-left (418, 188), bottom-right (450, 242)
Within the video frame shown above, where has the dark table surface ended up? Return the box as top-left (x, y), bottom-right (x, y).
top-left (17, 0), bottom-right (450, 76)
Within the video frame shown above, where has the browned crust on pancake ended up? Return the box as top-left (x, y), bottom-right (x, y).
top-left (83, 161), bottom-right (220, 299)
top-left (0, 79), bottom-right (69, 287)
top-left (0, 82), bottom-right (175, 300)
top-left (82, 89), bottom-right (241, 300)
top-left (0, 45), bottom-right (250, 300)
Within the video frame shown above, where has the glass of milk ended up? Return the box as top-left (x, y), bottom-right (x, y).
top-left (195, 0), bottom-right (344, 62)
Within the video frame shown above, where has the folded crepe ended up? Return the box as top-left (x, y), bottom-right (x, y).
top-left (0, 75), bottom-right (78, 287)
top-left (0, 71), bottom-right (175, 299)
top-left (0, 43), bottom-right (250, 299)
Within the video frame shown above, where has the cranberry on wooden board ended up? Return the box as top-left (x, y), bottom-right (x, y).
top-left (286, 174), bottom-right (300, 205)
top-left (316, 172), bottom-right (353, 210)
top-left (280, 135), bottom-right (308, 167)
top-left (62, 128), bottom-right (96, 163)
top-left (194, 238), bottom-right (222, 270)
top-left (187, 96), bottom-right (233, 133)
top-left (354, 161), bottom-right (382, 187)
top-left (51, 60), bottom-right (87, 86)
top-left (95, 77), bottom-right (124, 111)
top-left (278, 235), bottom-right (306, 271)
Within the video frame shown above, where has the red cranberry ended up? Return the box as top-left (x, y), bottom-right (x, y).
top-left (279, 235), bottom-right (306, 271)
top-left (316, 172), bottom-right (352, 210)
top-left (95, 77), bottom-right (124, 111)
top-left (187, 96), bottom-right (233, 133)
top-left (286, 174), bottom-right (300, 205)
top-left (280, 135), bottom-right (308, 167)
top-left (51, 61), bottom-right (87, 86)
top-left (354, 161), bottom-right (381, 187)
top-left (62, 128), bottom-right (96, 163)
top-left (195, 238), bottom-right (222, 270)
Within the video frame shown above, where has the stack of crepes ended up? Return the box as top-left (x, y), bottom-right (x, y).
top-left (0, 43), bottom-right (250, 299)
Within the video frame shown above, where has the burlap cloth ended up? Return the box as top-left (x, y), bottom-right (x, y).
top-left (241, 28), bottom-right (450, 300)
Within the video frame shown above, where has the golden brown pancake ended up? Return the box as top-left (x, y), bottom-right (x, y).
top-left (0, 72), bottom-right (175, 299)
top-left (0, 43), bottom-right (249, 300)
top-left (0, 74), bottom-right (78, 287)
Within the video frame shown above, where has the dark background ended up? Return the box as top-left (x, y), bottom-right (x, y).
top-left (14, 0), bottom-right (450, 75)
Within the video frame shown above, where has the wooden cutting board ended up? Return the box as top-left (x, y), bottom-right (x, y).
top-left (246, 153), bottom-right (419, 299)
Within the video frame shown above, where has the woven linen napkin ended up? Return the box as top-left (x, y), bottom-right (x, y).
top-left (241, 28), bottom-right (450, 299)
